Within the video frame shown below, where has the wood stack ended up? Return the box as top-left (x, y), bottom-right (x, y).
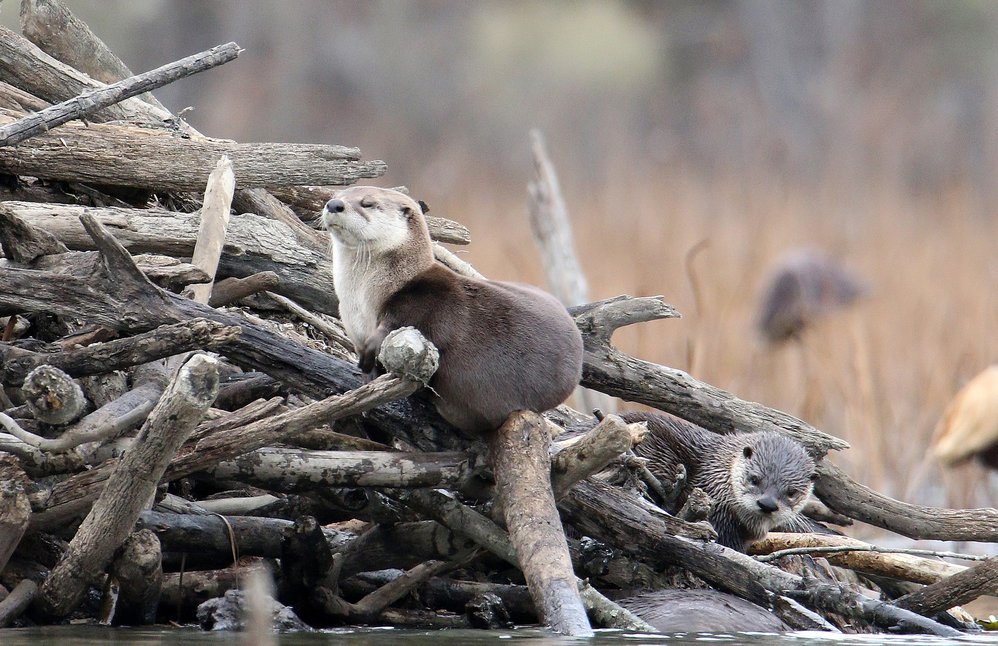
top-left (0, 0), bottom-right (995, 637)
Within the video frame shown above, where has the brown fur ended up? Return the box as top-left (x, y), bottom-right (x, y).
top-left (324, 186), bottom-right (583, 434)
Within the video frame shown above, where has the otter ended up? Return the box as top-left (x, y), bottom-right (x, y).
top-left (623, 412), bottom-right (816, 551)
top-left (322, 186), bottom-right (583, 434)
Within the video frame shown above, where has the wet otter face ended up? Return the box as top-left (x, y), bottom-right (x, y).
top-left (730, 434), bottom-right (816, 531)
top-left (322, 186), bottom-right (416, 253)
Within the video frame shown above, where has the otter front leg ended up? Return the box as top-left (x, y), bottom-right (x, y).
top-left (357, 324), bottom-right (390, 380)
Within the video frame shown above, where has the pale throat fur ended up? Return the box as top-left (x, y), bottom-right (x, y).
top-left (324, 187), bottom-right (434, 348)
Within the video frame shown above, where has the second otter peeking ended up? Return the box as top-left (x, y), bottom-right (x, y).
top-left (323, 186), bottom-right (584, 434)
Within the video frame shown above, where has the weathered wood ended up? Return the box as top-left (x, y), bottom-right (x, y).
top-left (893, 558), bottom-right (998, 617)
top-left (572, 296), bottom-right (850, 457)
top-left (7, 200), bottom-right (341, 314)
top-left (160, 564), bottom-right (266, 622)
top-left (0, 456), bottom-right (31, 574)
top-left (561, 478), bottom-right (960, 636)
top-left (0, 579), bottom-right (37, 627)
top-left (0, 214), bottom-right (459, 449)
top-left (0, 113), bottom-right (386, 192)
top-left (20, 0), bottom-right (158, 99)
top-left (815, 461), bottom-right (998, 542)
top-left (752, 533), bottom-right (966, 585)
top-left (209, 272), bottom-right (279, 307)
top-left (207, 447), bottom-right (476, 491)
top-left (0, 202), bottom-right (68, 263)
top-left (186, 156), bottom-right (235, 303)
top-left (107, 529), bottom-right (163, 625)
top-left (21, 364), bottom-right (86, 425)
top-left (527, 129), bottom-right (613, 415)
top-left (489, 411), bottom-right (591, 636)
top-left (550, 413), bottom-right (644, 499)
top-left (0, 42), bottom-right (241, 147)
top-left (0, 319), bottom-right (240, 386)
top-left (400, 488), bottom-right (656, 632)
top-left (0, 25), bottom-right (173, 125)
top-left (33, 354), bottom-right (219, 620)
top-left (0, 80), bottom-right (48, 112)
top-left (137, 510), bottom-right (354, 561)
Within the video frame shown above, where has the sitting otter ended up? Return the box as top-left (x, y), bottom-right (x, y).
top-left (623, 412), bottom-right (816, 551)
top-left (323, 186), bottom-right (583, 434)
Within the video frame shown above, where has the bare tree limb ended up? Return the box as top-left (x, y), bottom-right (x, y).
top-left (0, 42), bottom-right (241, 147)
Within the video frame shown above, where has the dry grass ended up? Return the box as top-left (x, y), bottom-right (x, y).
top-left (429, 169), bottom-right (998, 528)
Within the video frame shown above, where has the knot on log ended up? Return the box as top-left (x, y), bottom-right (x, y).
top-left (22, 364), bottom-right (86, 425)
top-left (378, 327), bottom-right (439, 386)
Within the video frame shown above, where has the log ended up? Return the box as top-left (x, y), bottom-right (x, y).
top-left (207, 447), bottom-right (477, 491)
top-left (334, 521), bottom-right (477, 579)
top-left (0, 214), bottom-right (459, 449)
top-left (0, 579), bottom-right (37, 627)
top-left (550, 413), bottom-right (645, 499)
top-left (0, 319), bottom-right (240, 386)
top-left (0, 201), bottom-right (67, 263)
top-left (561, 479), bottom-right (960, 636)
top-left (160, 564), bottom-right (267, 622)
top-left (29, 328), bottom-right (435, 528)
top-left (814, 461), bottom-right (998, 542)
top-left (526, 129), bottom-right (614, 415)
top-left (0, 42), bottom-right (241, 147)
top-left (6, 200), bottom-right (341, 315)
top-left (0, 114), bottom-right (386, 192)
top-left (137, 510), bottom-right (354, 562)
top-left (0, 25), bottom-right (175, 126)
top-left (33, 353), bottom-right (220, 620)
top-left (0, 456), bottom-right (31, 573)
top-left (20, 0), bottom-right (158, 101)
top-left (490, 411), bottom-right (592, 636)
top-left (210, 273), bottom-right (280, 308)
top-left (186, 156), bottom-right (235, 303)
top-left (751, 533), bottom-right (966, 585)
top-left (21, 364), bottom-right (86, 425)
top-left (107, 529), bottom-right (163, 625)
top-left (893, 558), bottom-right (998, 617)
top-left (572, 296), bottom-right (850, 457)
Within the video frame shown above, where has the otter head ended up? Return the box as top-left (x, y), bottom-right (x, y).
top-left (322, 186), bottom-right (432, 258)
top-left (730, 433), bottom-right (816, 534)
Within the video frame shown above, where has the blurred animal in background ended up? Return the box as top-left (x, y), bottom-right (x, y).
top-left (756, 250), bottom-right (867, 344)
top-left (932, 365), bottom-right (998, 470)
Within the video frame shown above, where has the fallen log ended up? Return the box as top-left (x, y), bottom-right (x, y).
top-left (490, 411), bottom-right (591, 636)
top-left (207, 447), bottom-right (478, 492)
top-left (572, 295), bottom-right (850, 457)
top-left (0, 42), bottom-right (241, 147)
top-left (0, 113), bottom-right (386, 192)
top-left (0, 318), bottom-right (240, 386)
top-left (893, 558), bottom-right (998, 617)
top-left (33, 352), bottom-right (220, 620)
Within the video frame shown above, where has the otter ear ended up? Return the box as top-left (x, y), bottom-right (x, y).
top-left (418, 200), bottom-right (430, 214)
top-left (742, 445), bottom-right (753, 459)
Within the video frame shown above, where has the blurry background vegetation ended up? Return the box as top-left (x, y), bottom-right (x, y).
top-left (3, 1), bottom-right (996, 520)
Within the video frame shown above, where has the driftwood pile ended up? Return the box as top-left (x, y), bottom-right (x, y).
top-left (1, 0), bottom-right (997, 637)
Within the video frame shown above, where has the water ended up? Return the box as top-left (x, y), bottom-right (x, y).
top-left (2, 626), bottom-right (997, 646)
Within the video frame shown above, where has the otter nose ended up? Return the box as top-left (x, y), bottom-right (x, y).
top-left (757, 496), bottom-right (779, 514)
top-left (325, 198), bottom-right (346, 214)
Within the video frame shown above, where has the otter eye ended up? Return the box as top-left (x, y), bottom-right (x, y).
top-left (401, 205), bottom-right (413, 219)
top-left (742, 446), bottom-right (753, 459)
top-left (810, 473), bottom-right (818, 482)
top-left (360, 198), bottom-right (377, 208)
top-left (785, 487), bottom-right (799, 498)
top-left (748, 475), bottom-right (761, 487)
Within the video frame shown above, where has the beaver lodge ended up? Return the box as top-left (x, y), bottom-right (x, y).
top-left (0, 2), bottom-right (996, 638)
